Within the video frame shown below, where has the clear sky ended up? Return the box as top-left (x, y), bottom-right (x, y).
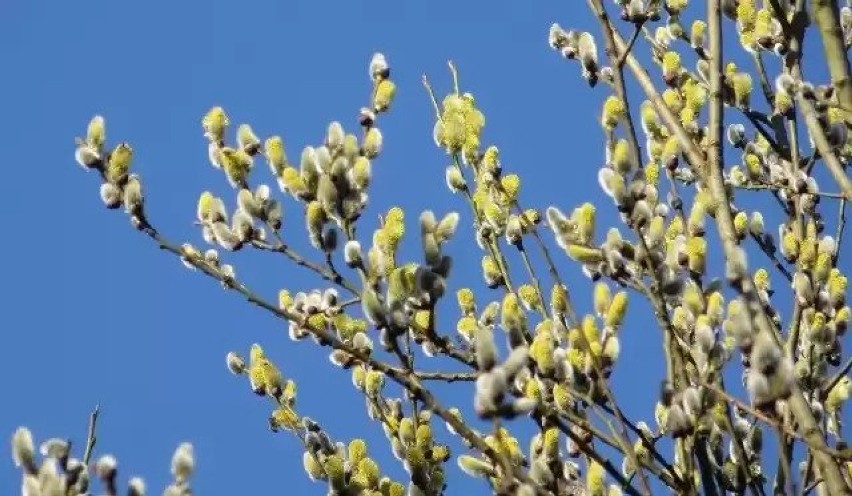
top-left (1, 1), bottom-right (847, 495)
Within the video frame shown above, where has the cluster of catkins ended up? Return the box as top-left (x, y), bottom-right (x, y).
top-left (11, 427), bottom-right (194, 496)
top-left (194, 186), bottom-right (282, 252)
top-left (365, 404), bottom-right (450, 496)
top-left (228, 342), bottom-right (436, 496)
top-left (301, 427), bottom-right (414, 496)
top-left (448, 278), bottom-right (631, 493)
top-left (456, 414), bottom-right (622, 495)
top-left (74, 117), bottom-right (145, 227)
top-left (228, 343), bottom-right (443, 496)
top-left (226, 343), bottom-right (300, 432)
top-left (279, 287), bottom-right (377, 367)
top-left (353, 209), bottom-right (460, 355)
top-left (429, 79), bottom-right (541, 258)
top-left (195, 52), bottom-right (395, 258)
top-left (547, 24), bottom-right (606, 87)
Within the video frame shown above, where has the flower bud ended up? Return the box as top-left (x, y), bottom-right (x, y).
top-left (374, 80), bottom-right (396, 112)
top-left (458, 455), bottom-right (494, 477)
top-left (445, 166), bottom-right (466, 192)
top-left (128, 477), bottom-right (146, 496)
top-left (369, 52), bottom-right (390, 81)
top-left (170, 443), bottom-right (195, 483)
top-left (237, 124), bottom-right (260, 155)
top-left (11, 427), bottom-right (35, 472)
top-left (474, 325), bottom-right (497, 372)
top-left (95, 454), bottom-right (118, 481)
top-left (202, 106), bottom-right (229, 143)
top-left (344, 240), bottom-right (363, 268)
top-left (100, 182), bottom-right (122, 209)
top-left (226, 352), bottom-right (245, 374)
top-left (363, 127), bottom-right (383, 158)
top-left (75, 144), bottom-right (102, 169)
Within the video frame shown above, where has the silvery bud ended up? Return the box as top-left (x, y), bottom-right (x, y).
top-left (100, 182), bottom-right (122, 209)
top-left (11, 427), bottom-right (35, 472)
top-left (344, 240), bottom-right (363, 267)
top-left (226, 352), bottom-right (245, 374)
top-left (170, 442), bottom-right (195, 483)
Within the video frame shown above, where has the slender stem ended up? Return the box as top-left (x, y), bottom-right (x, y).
top-left (834, 198), bottom-right (848, 265)
top-left (794, 90), bottom-right (852, 199)
top-left (734, 184), bottom-right (848, 200)
top-left (516, 243), bottom-right (549, 319)
top-left (717, 380), bottom-right (764, 496)
top-left (707, 383), bottom-right (851, 461)
top-left (812, 0), bottom-right (852, 124)
top-left (695, 437), bottom-right (720, 496)
top-left (252, 232), bottom-right (360, 296)
top-left (615, 23), bottom-right (643, 68)
top-left (413, 371), bottom-right (477, 382)
top-left (549, 414), bottom-right (644, 496)
top-left (820, 356), bottom-right (852, 399)
top-left (82, 405), bottom-right (100, 466)
top-left (752, 53), bottom-right (775, 108)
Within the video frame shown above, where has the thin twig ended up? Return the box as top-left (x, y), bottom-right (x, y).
top-left (252, 232), bottom-right (360, 295)
top-left (706, 383), bottom-right (852, 461)
top-left (615, 23), bottom-right (643, 68)
top-left (413, 371), bottom-right (477, 382)
top-left (82, 405), bottom-right (100, 466)
top-left (834, 198), bottom-right (848, 265)
top-left (820, 356), bottom-right (852, 399)
top-left (735, 184), bottom-right (848, 200)
top-left (549, 414), bottom-right (644, 496)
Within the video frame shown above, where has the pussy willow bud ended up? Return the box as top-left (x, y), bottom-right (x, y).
top-left (344, 240), bottom-right (363, 267)
top-left (577, 32), bottom-right (599, 78)
top-left (170, 443), bottom-right (195, 483)
top-left (690, 20), bottom-right (707, 50)
top-left (226, 352), bottom-right (245, 374)
top-left (482, 256), bottom-right (503, 288)
top-left (374, 80), bottom-right (396, 112)
top-left (95, 454), bottom-right (118, 481)
top-left (12, 427), bottom-right (35, 472)
top-left (369, 52), bottom-right (390, 81)
top-left (202, 106), bottom-right (229, 143)
top-left (75, 143), bottom-right (102, 169)
top-left (793, 272), bottom-right (814, 305)
top-left (445, 166), bottom-right (466, 192)
top-left (727, 123), bottom-right (746, 147)
top-left (457, 455), bottom-right (494, 477)
top-left (726, 246), bottom-right (748, 283)
top-left (731, 73), bottom-right (753, 109)
top-left (435, 212), bottom-right (460, 242)
top-left (127, 477), bottom-right (146, 496)
top-left (362, 289), bottom-right (386, 327)
top-left (474, 325), bottom-right (497, 372)
top-left (237, 124), bottom-right (260, 155)
top-left (363, 127), bottom-right (383, 158)
top-left (100, 182), bottom-right (122, 209)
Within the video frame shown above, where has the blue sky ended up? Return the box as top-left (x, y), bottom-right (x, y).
top-left (1, 0), bottom-right (848, 494)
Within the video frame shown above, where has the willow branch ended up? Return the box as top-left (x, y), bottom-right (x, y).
top-left (707, 383), bottom-right (852, 461)
top-left (252, 235), bottom-right (360, 296)
top-left (703, 2), bottom-right (851, 494)
top-left (813, 0), bottom-right (852, 123)
top-left (82, 405), bottom-right (100, 466)
top-left (131, 212), bottom-right (549, 492)
top-left (413, 371), bottom-right (477, 382)
top-left (820, 356), bottom-right (852, 399)
top-left (549, 414), bottom-right (644, 496)
top-left (794, 91), bottom-right (852, 199)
